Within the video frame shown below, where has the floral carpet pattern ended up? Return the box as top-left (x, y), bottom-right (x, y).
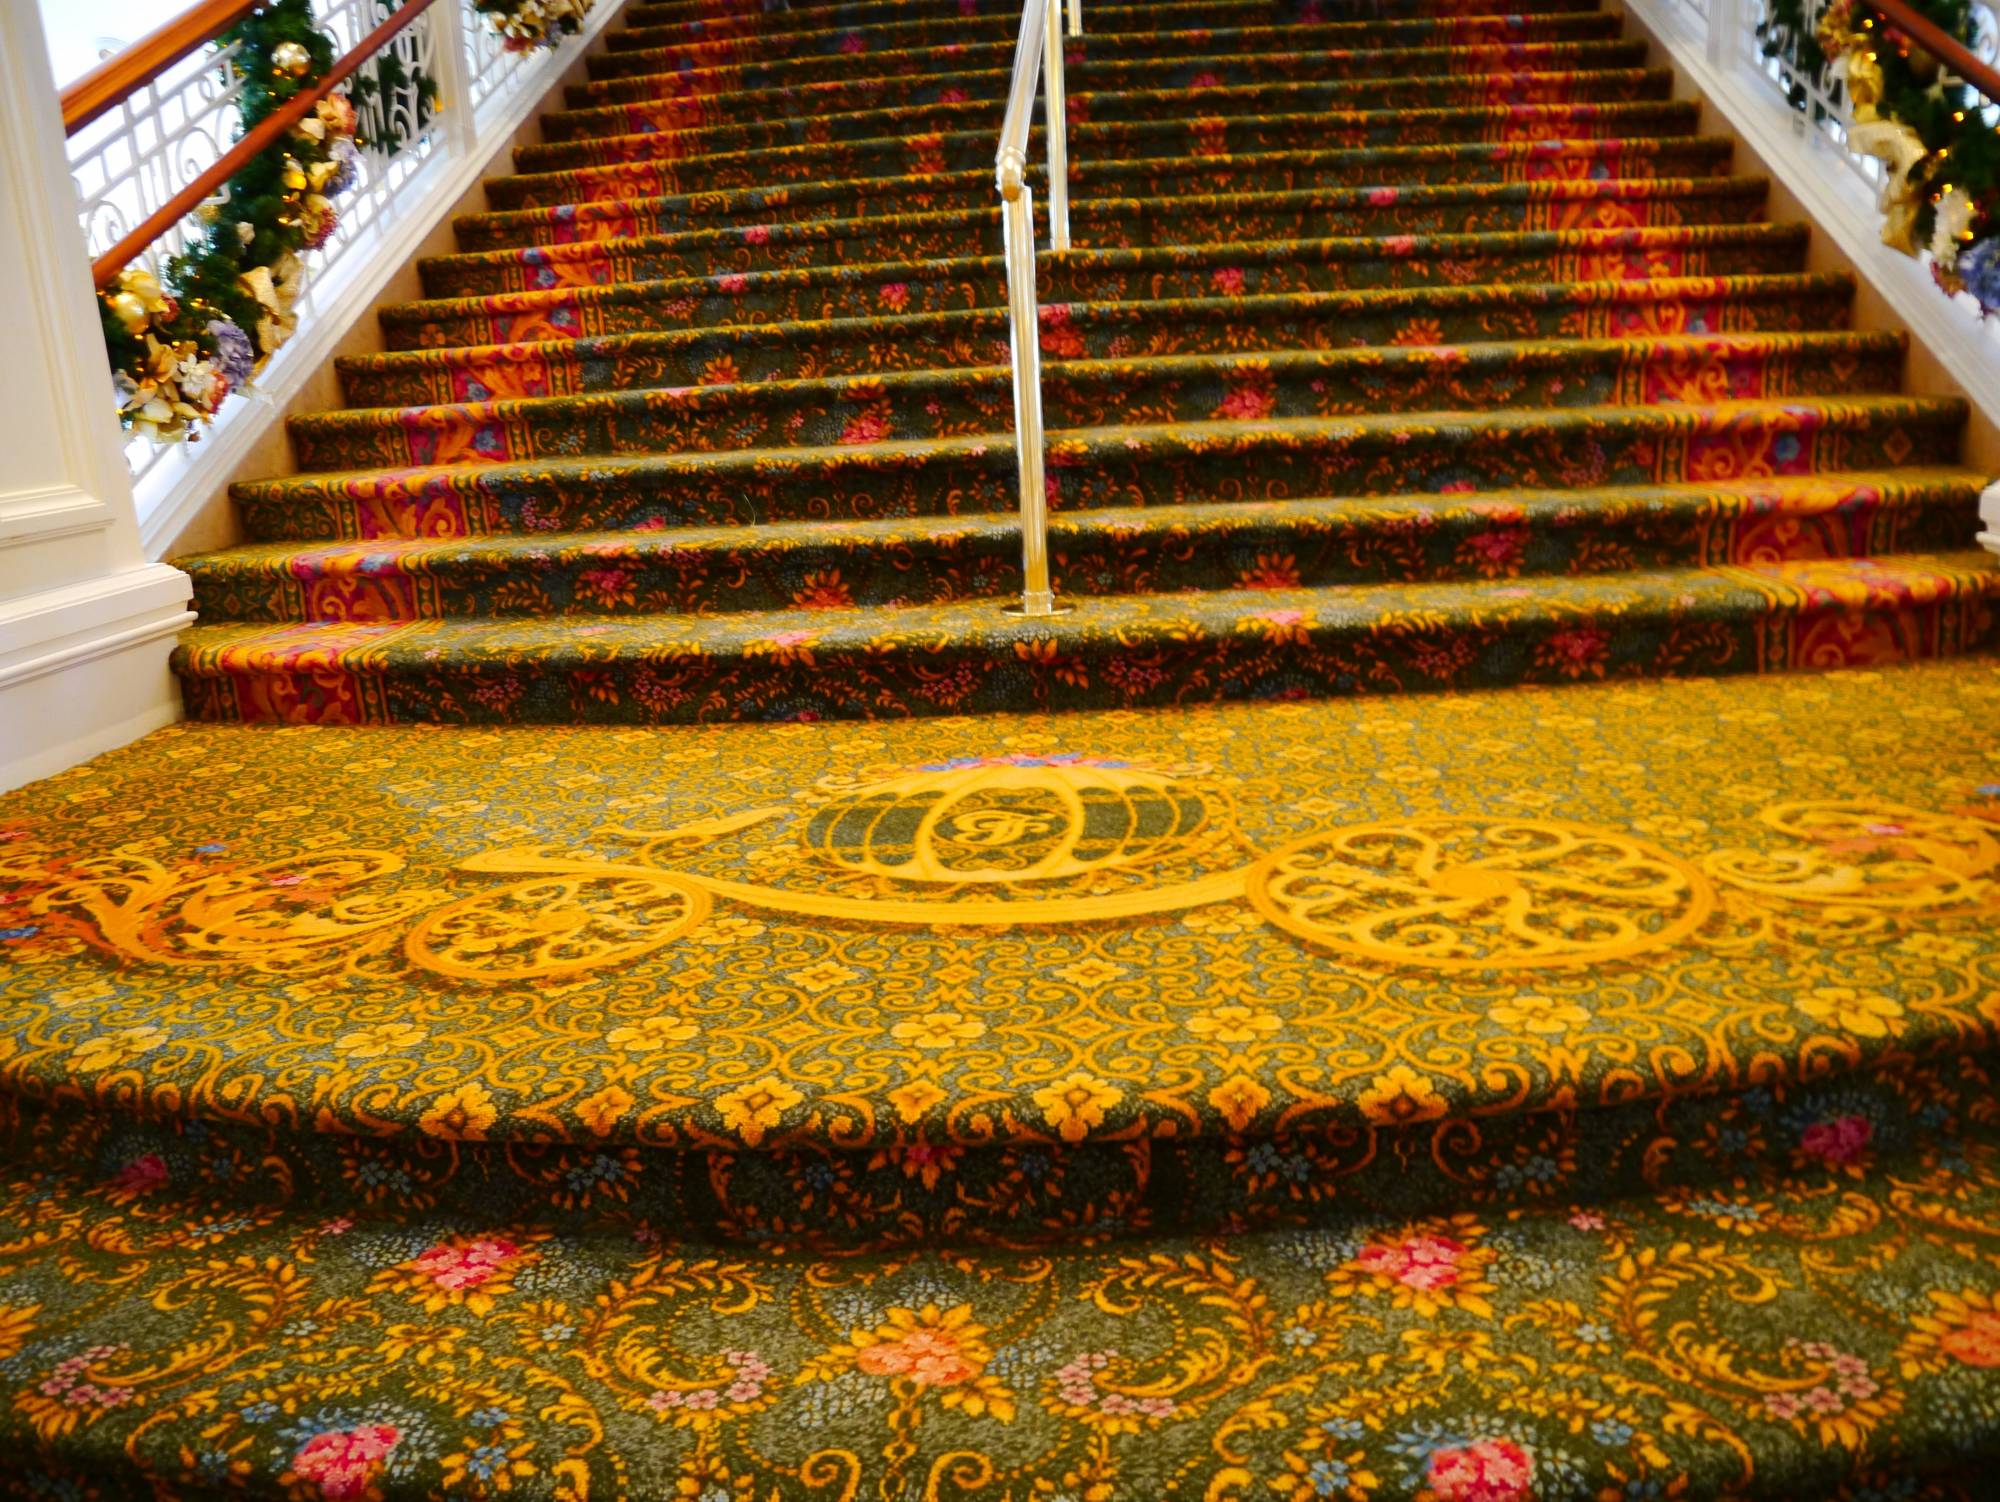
top-left (6, 662), bottom-right (2000, 1494)
top-left (168, 0), bottom-right (1997, 725)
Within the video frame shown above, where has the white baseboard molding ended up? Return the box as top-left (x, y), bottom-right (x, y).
top-left (0, 562), bottom-right (193, 792)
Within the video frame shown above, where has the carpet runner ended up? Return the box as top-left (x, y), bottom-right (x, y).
top-left (5, 662), bottom-right (2000, 1495)
top-left (168, 0), bottom-right (1997, 724)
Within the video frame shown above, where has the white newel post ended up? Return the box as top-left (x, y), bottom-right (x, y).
top-left (0, 5), bottom-right (194, 792)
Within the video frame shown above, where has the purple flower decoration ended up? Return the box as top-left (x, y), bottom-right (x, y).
top-left (207, 319), bottom-right (255, 386)
top-left (1958, 235), bottom-right (2000, 314)
top-left (327, 137), bottom-right (360, 198)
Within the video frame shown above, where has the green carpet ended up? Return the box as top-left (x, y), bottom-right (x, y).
top-left (7, 661), bottom-right (2000, 1494)
top-left (168, 0), bottom-right (1997, 725)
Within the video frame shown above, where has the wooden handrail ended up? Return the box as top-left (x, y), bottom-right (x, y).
top-left (61, 0), bottom-right (264, 137)
top-left (1866, 0), bottom-right (2000, 110)
top-left (89, 0), bottom-right (444, 291)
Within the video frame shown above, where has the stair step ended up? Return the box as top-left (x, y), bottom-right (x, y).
top-left (606, 0), bottom-right (1621, 55)
top-left (524, 98), bottom-right (1702, 177)
top-left (449, 174), bottom-right (1768, 265)
top-left (562, 63), bottom-right (1674, 135)
top-left (488, 134), bottom-right (1731, 216)
top-left (346, 274), bottom-right (1854, 407)
top-left (232, 397), bottom-right (1963, 541)
top-left (173, 551), bottom-right (2000, 724)
top-left (405, 222), bottom-right (1809, 322)
top-left (569, 39), bottom-right (1651, 112)
top-left (181, 471), bottom-right (1986, 622)
top-left (592, 12), bottom-right (1625, 81)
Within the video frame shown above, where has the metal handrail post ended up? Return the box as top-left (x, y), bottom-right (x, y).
top-left (999, 183), bottom-right (1058, 617)
top-left (1043, 0), bottom-right (1071, 252)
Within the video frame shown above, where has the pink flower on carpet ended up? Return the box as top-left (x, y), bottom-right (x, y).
top-left (1538, 624), bottom-right (1609, 678)
top-left (879, 282), bottom-right (910, 310)
top-left (1569, 1210), bottom-right (1606, 1231)
top-left (1800, 1114), bottom-right (1873, 1166)
top-left (1215, 376), bottom-right (1276, 421)
top-left (1357, 1233), bottom-right (1471, 1292)
top-left (938, 87), bottom-right (969, 104)
top-left (112, 1155), bottom-right (168, 1195)
top-left (1211, 266), bottom-right (1246, 295)
top-left (716, 274), bottom-right (749, 294)
top-left (839, 32), bottom-right (866, 52)
top-left (856, 1326), bottom-right (978, 1387)
top-left (412, 1236), bottom-right (520, 1291)
top-left (1367, 186), bottom-right (1400, 206)
top-left (1426, 1438), bottom-right (1535, 1502)
top-left (743, 225), bottom-right (772, 245)
top-left (840, 411), bottom-right (893, 445)
top-left (1039, 304), bottom-right (1085, 357)
top-left (1190, 71), bottom-right (1221, 88)
top-left (291, 1425), bottom-right (400, 1502)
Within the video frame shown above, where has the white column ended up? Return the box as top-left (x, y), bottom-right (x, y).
top-left (0, 3), bottom-right (194, 792)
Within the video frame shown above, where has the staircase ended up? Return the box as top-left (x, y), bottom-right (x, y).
top-left (170, 0), bottom-right (1997, 724)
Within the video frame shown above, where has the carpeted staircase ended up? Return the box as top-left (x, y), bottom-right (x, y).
top-left (9, 0), bottom-right (2000, 1496)
top-left (170, 0), bottom-right (1998, 724)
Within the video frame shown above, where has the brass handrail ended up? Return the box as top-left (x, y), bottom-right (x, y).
top-left (87, 0), bottom-right (444, 290)
top-left (995, 0), bottom-right (1079, 618)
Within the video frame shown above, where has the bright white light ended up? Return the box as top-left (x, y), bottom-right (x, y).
top-left (37, 0), bottom-right (171, 88)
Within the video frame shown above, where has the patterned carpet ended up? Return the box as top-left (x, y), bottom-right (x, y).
top-left (169, 0), bottom-right (1998, 724)
top-left (6, 660), bottom-right (2000, 1494)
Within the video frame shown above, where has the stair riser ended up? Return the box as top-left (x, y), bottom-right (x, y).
top-left (239, 403), bottom-right (1961, 541)
top-left (174, 581), bottom-right (1999, 726)
top-left (190, 483), bottom-right (1980, 624)
top-left (452, 178), bottom-right (1766, 260)
top-left (347, 283), bottom-right (1853, 407)
top-left (524, 100), bottom-right (1700, 174)
top-left (411, 222), bottom-right (1806, 315)
top-left (485, 138), bottom-right (1732, 215)
top-left (17, 1061), bottom-right (1984, 1248)
top-left (594, 13), bottom-right (1623, 77)
top-left (571, 41), bottom-right (1651, 109)
top-left (293, 336), bottom-right (1900, 472)
top-left (609, 1), bottom-right (1618, 55)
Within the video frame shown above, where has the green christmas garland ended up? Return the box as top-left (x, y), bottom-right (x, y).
top-left (101, 0), bottom-right (363, 442)
top-left (1760, 0), bottom-right (2000, 312)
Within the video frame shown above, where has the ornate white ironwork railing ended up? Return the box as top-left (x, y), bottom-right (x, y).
top-left (62, 0), bottom-right (618, 547)
top-left (995, 0), bottom-right (1081, 619)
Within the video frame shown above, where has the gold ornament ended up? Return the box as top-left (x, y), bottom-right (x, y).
top-left (271, 40), bottom-right (311, 75)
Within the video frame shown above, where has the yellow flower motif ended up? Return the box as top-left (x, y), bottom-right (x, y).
top-left (1797, 986), bottom-right (1906, 1039)
top-left (1631, 814), bottom-right (1710, 840)
top-left (1487, 995), bottom-right (1590, 1036)
top-left (1181, 903), bottom-right (1254, 935)
top-left (789, 960), bottom-right (861, 994)
top-left (418, 1081), bottom-right (499, 1141)
top-left (606, 1015), bottom-right (699, 1053)
top-left (887, 1079), bottom-right (949, 1124)
top-left (1185, 1005), bottom-right (1283, 1044)
top-left (714, 1076), bottom-right (804, 1146)
top-left (1900, 932), bottom-right (1974, 963)
top-left (333, 1021), bottom-right (427, 1058)
top-left (693, 914), bottom-right (768, 946)
top-left (575, 1085), bottom-right (636, 1137)
top-left (1053, 958), bottom-right (1128, 989)
top-left (890, 1011), bottom-right (987, 1050)
top-left (1032, 1072), bottom-right (1123, 1143)
top-left (70, 1025), bottom-right (168, 1072)
top-left (1208, 1075), bottom-right (1271, 1131)
top-left (1356, 1065), bottom-right (1447, 1126)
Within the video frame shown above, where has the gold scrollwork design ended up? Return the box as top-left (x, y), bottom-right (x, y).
top-left (1244, 818), bottom-right (1717, 972)
top-left (1703, 799), bottom-right (1999, 911)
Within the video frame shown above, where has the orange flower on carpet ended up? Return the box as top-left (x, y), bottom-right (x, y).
top-left (713, 1076), bottom-right (804, 1146)
top-left (802, 1304), bottom-right (1015, 1420)
top-left (1899, 1290), bottom-right (2000, 1375)
top-left (418, 1081), bottom-right (499, 1141)
top-left (1328, 1215), bottom-right (1497, 1319)
top-left (1032, 1071), bottom-right (1124, 1142)
top-left (1356, 1064), bottom-right (1447, 1126)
